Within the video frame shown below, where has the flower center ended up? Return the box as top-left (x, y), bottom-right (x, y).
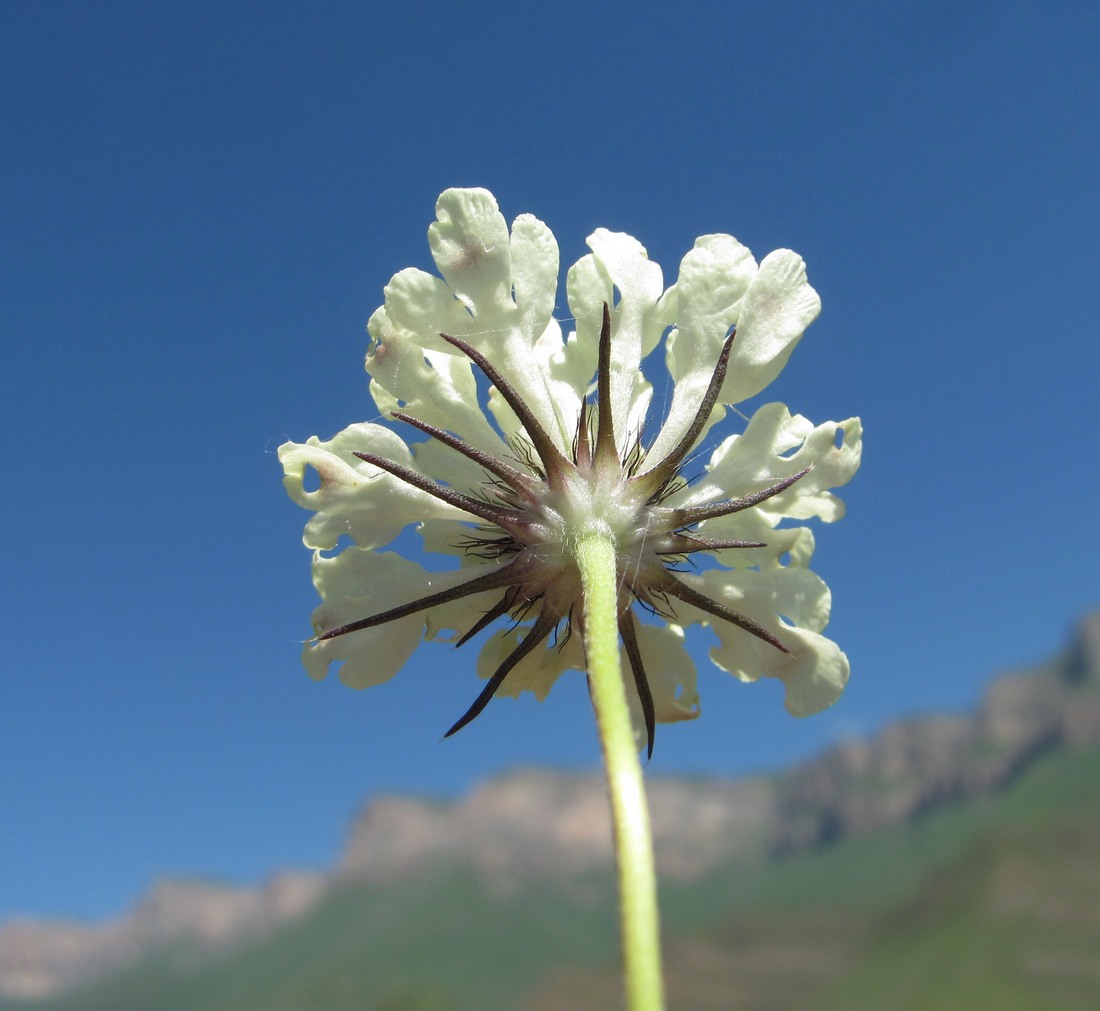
top-left (556, 465), bottom-right (644, 548)
top-left (328, 303), bottom-right (805, 755)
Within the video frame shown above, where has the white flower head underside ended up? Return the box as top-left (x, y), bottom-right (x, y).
top-left (280, 188), bottom-right (862, 754)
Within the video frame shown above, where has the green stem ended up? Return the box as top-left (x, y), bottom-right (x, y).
top-left (575, 532), bottom-right (665, 1011)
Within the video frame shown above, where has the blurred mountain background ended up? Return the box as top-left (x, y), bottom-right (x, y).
top-left (3, 612), bottom-right (1099, 1011)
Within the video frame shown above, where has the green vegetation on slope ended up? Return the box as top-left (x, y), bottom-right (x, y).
top-left (1, 867), bottom-right (622, 1011)
top-left (7, 745), bottom-right (1100, 1011)
top-left (653, 744), bottom-right (1100, 1011)
top-left (815, 755), bottom-right (1100, 1011)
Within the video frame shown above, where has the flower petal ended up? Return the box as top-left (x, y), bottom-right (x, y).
top-left (474, 621), bottom-right (585, 702)
top-left (692, 566), bottom-right (833, 634)
top-left (279, 424), bottom-right (474, 551)
top-left (510, 212), bottom-right (560, 338)
top-left (670, 234), bottom-right (757, 348)
top-left (713, 621), bottom-right (850, 717)
top-left (646, 234), bottom-right (758, 461)
top-left (720, 250), bottom-right (821, 405)
top-left (682, 514), bottom-right (818, 571)
top-left (303, 549), bottom-right (430, 688)
top-left (561, 253), bottom-right (606, 388)
top-left (366, 313), bottom-right (508, 457)
top-left (374, 266), bottom-right (479, 347)
top-left (627, 622), bottom-right (700, 725)
top-left (567, 230), bottom-right (664, 440)
top-left (769, 627), bottom-right (850, 717)
top-left (673, 567), bottom-right (847, 716)
top-left (374, 191), bottom-right (583, 457)
top-left (428, 188), bottom-right (514, 317)
top-left (669, 404), bottom-right (862, 525)
top-left (421, 579), bottom-right (511, 644)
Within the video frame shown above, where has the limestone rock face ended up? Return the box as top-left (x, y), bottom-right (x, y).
top-left (0, 872), bottom-right (324, 1001)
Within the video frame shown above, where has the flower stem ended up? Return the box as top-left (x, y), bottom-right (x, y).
top-left (576, 532), bottom-right (665, 1011)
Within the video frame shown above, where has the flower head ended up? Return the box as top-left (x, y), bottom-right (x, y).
top-left (280, 188), bottom-right (861, 755)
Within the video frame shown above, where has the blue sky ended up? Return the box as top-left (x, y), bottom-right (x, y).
top-left (2, 1), bottom-right (1098, 922)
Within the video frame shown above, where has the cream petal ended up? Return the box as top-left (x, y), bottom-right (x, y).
top-left (698, 566), bottom-right (833, 632)
top-left (671, 403), bottom-right (862, 525)
top-left (671, 234), bottom-right (757, 347)
top-left (510, 212), bottom-right (560, 338)
top-left (373, 193), bottom-right (576, 458)
top-left (674, 568), bottom-right (846, 716)
top-left (709, 619), bottom-right (848, 717)
top-left (688, 515), bottom-right (818, 571)
top-left (720, 250), bottom-right (821, 405)
top-left (303, 549), bottom-right (430, 689)
top-left (417, 518), bottom-right (479, 563)
top-left (530, 316), bottom-right (586, 448)
top-left (408, 432), bottom-right (494, 491)
top-left (375, 267), bottom-right (480, 348)
top-left (646, 235), bottom-right (758, 462)
top-left (279, 423), bottom-right (474, 551)
top-left (485, 317), bottom-right (585, 454)
top-left (422, 581), bottom-right (507, 643)
top-left (474, 622), bottom-right (585, 702)
top-left (562, 253), bottom-right (606, 385)
top-left (428, 188), bottom-right (514, 317)
top-left (305, 550), bottom-right (512, 688)
top-left (627, 622), bottom-right (700, 725)
top-left (770, 628), bottom-right (849, 717)
top-left (569, 230), bottom-right (664, 440)
top-left (763, 416), bottom-right (863, 523)
top-left (366, 316), bottom-right (509, 458)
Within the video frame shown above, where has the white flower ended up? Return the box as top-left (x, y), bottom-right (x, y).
top-left (280, 189), bottom-right (861, 754)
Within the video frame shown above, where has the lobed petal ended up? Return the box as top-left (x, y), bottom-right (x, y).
top-left (769, 627), bottom-right (849, 717)
top-left (669, 403), bottom-right (862, 525)
top-left (567, 230), bottom-right (664, 440)
top-left (431, 191), bottom-right (572, 451)
top-left (685, 514), bottom-right (818, 571)
top-left (374, 266), bottom-right (478, 349)
top-left (366, 316), bottom-right (504, 454)
top-left (694, 566), bottom-right (833, 633)
top-left (279, 424), bottom-right (473, 551)
top-left (646, 234), bottom-right (758, 462)
top-left (510, 212), bottom-right (560, 338)
top-left (422, 580), bottom-right (510, 643)
top-left (530, 316), bottom-right (586, 446)
top-left (428, 188), bottom-right (514, 318)
top-left (416, 516), bottom-right (495, 566)
top-left (711, 619), bottom-right (849, 717)
top-left (676, 568), bottom-right (847, 716)
top-left (474, 621), bottom-right (585, 703)
top-left (485, 315), bottom-right (584, 454)
top-left (373, 189), bottom-right (580, 457)
top-left (720, 250), bottom-right (821, 405)
top-left (303, 549), bottom-right (430, 689)
top-left (669, 235), bottom-right (757, 348)
top-left (407, 434), bottom-right (497, 494)
top-left (561, 254), bottom-right (606, 388)
top-left (626, 622), bottom-right (700, 725)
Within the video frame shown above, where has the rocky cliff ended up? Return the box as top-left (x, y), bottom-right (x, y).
top-left (3, 612), bottom-right (1098, 1002)
top-left (336, 613), bottom-right (1100, 880)
top-left (0, 873), bottom-right (324, 1001)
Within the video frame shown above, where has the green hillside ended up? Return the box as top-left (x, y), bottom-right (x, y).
top-left (550, 741), bottom-right (1100, 1011)
top-left (7, 744), bottom-right (1100, 1011)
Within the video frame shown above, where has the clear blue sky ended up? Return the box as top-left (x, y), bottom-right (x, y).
top-left (2, 1), bottom-right (1097, 922)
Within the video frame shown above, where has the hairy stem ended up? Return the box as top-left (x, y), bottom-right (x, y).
top-left (576, 533), bottom-right (664, 1011)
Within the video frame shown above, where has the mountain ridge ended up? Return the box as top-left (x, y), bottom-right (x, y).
top-left (3, 611), bottom-right (1098, 1002)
